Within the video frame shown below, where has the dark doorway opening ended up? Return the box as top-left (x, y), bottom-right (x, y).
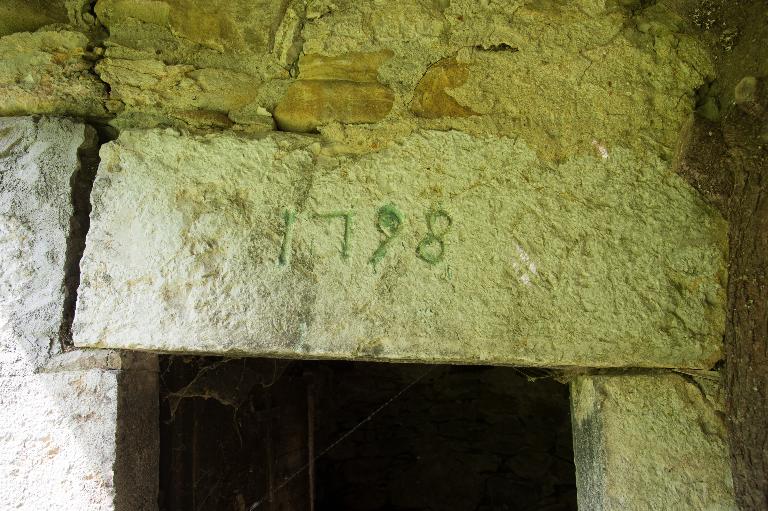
top-left (159, 357), bottom-right (576, 511)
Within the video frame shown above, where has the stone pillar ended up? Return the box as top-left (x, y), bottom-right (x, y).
top-left (570, 373), bottom-right (737, 511)
top-left (0, 117), bottom-right (158, 510)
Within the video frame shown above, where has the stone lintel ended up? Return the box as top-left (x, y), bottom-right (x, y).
top-left (74, 129), bottom-right (726, 368)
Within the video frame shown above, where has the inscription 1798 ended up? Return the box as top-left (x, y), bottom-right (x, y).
top-left (278, 204), bottom-right (453, 267)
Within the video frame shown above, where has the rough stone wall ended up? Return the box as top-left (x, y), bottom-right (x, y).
top-left (0, 2), bottom-right (731, 369)
top-left (0, 0), bottom-right (715, 160)
top-left (0, 0), bottom-right (758, 508)
top-left (570, 372), bottom-right (737, 510)
top-left (0, 117), bottom-right (158, 510)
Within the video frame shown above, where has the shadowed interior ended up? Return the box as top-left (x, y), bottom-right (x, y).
top-left (159, 357), bottom-right (576, 511)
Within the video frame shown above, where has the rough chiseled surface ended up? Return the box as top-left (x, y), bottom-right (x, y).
top-left (0, 363), bottom-right (159, 511)
top-left (570, 373), bottom-right (737, 510)
top-left (74, 129), bottom-right (726, 367)
top-left (0, 117), bottom-right (158, 511)
top-left (0, 368), bottom-right (120, 510)
top-left (0, 117), bottom-right (91, 373)
top-left (0, 31), bottom-right (107, 118)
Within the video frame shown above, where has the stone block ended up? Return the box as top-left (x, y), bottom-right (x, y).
top-left (411, 57), bottom-right (477, 119)
top-left (0, 117), bottom-right (158, 510)
top-left (0, 116), bottom-right (93, 373)
top-left (0, 353), bottom-right (159, 511)
top-left (274, 80), bottom-right (395, 132)
top-left (570, 373), bottom-right (737, 510)
top-left (94, 0), bottom-right (283, 60)
top-left (274, 52), bottom-right (395, 132)
top-left (74, 128), bottom-right (726, 368)
top-left (94, 57), bottom-right (263, 129)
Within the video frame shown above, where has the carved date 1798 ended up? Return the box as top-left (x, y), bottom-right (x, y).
top-left (278, 205), bottom-right (453, 267)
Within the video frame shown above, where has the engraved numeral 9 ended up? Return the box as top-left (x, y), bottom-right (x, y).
top-left (369, 204), bottom-right (404, 267)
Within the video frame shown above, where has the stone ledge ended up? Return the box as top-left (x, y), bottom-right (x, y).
top-left (39, 349), bottom-right (158, 373)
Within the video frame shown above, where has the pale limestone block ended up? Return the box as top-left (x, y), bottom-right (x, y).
top-left (570, 373), bottom-right (737, 510)
top-left (0, 116), bottom-right (91, 373)
top-left (0, 117), bottom-right (158, 510)
top-left (74, 129), bottom-right (726, 368)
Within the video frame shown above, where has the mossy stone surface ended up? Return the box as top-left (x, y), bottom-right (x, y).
top-left (0, 0), bottom-right (714, 156)
top-left (73, 128), bottom-right (726, 367)
top-left (571, 373), bottom-right (737, 509)
top-left (0, 31), bottom-right (106, 117)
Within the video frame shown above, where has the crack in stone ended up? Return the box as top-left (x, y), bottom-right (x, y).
top-left (57, 123), bottom-right (101, 351)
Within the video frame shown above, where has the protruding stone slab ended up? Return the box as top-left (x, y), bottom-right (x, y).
top-left (74, 129), bottom-right (726, 367)
top-left (570, 373), bottom-right (737, 510)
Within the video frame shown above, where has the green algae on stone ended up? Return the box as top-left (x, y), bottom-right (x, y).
top-left (74, 129), bottom-right (726, 368)
top-left (571, 373), bottom-right (737, 509)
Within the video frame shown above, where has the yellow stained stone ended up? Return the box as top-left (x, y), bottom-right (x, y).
top-left (274, 52), bottom-right (395, 132)
top-left (411, 57), bottom-right (477, 119)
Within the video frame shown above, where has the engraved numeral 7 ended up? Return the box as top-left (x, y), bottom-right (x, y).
top-left (314, 211), bottom-right (353, 260)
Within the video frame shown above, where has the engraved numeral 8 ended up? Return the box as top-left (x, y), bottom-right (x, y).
top-left (416, 209), bottom-right (452, 265)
